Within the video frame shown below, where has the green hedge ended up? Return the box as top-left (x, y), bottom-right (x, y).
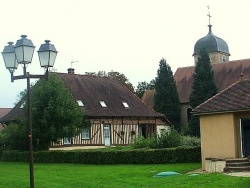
top-left (1, 146), bottom-right (201, 164)
top-left (0, 148), bottom-right (3, 160)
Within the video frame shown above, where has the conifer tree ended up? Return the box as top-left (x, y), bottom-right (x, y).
top-left (154, 58), bottom-right (181, 130)
top-left (188, 47), bottom-right (218, 136)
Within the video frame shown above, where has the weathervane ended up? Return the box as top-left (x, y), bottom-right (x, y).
top-left (207, 6), bottom-right (211, 26)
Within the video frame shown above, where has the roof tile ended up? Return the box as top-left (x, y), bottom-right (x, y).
top-left (193, 79), bottom-right (250, 114)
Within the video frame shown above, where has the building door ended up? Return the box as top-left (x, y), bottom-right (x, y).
top-left (139, 124), bottom-right (147, 138)
top-left (139, 124), bottom-right (156, 139)
top-left (241, 119), bottom-right (250, 157)
top-left (104, 124), bottom-right (111, 146)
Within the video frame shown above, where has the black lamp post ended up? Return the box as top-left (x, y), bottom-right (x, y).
top-left (2, 35), bottom-right (58, 188)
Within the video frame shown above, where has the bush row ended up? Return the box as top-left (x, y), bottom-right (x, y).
top-left (2, 146), bottom-right (201, 164)
top-left (132, 130), bottom-right (200, 149)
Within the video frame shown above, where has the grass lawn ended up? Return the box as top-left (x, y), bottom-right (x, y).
top-left (0, 162), bottom-right (249, 188)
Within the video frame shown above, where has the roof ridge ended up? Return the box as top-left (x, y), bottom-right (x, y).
top-left (176, 58), bottom-right (250, 70)
top-left (194, 78), bottom-right (246, 111)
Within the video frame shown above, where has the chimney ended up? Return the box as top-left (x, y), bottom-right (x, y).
top-left (68, 68), bottom-right (75, 74)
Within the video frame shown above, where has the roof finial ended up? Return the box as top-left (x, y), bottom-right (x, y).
top-left (207, 6), bottom-right (212, 33)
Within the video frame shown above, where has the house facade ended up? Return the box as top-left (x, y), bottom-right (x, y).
top-left (0, 72), bottom-right (170, 148)
top-left (193, 78), bottom-right (250, 169)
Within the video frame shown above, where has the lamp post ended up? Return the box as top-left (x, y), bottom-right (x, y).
top-left (2, 35), bottom-right (58, 188)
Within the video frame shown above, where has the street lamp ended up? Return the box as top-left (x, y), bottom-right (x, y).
top-left (2, 35), bottom-right (58, 188)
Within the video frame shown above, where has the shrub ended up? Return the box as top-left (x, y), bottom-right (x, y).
top-left (131, 136), bottom-right (147, 149)
top-left (132, 135), bottom-right (158, 149)
top-left (132, 129), bottom-right (183, 149)
top-left (181, 135), bottom-right (200, 147)
top-left (0, 147), bottom-right (3, 160)
top-left (157, 129), bottom-right (182, 148)
top-left (2, 150), bottom-right (29, 162)
top-left (146, 136), bottom-right (158, 149)
top-left (1, 146), bottom-right (201, 164)
top-left (0, 122), bottom-right (28, 151)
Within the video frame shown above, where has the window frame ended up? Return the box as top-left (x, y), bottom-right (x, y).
top-left (122, 101), bottom-right (129, 108)
top-left (99, 101), bottom-right (107, 108)
top-left (63, 137), bottom-right (72, 145)
top-left (81, 128), bottom-right (90, 140)
top-left (77, 100), bottom-right (84, 107)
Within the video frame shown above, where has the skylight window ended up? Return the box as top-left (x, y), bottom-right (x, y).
top-left (99, 101), bottom-right (107, 108)
top-left (122, 102), bottom-right (129, 108)
top-left (77, 100), bottom-right (84, 107)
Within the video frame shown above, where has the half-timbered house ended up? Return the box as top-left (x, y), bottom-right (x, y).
top-left (0, 71), bottom-right (170, 148)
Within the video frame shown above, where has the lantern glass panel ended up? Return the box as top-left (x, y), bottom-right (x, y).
top-left (15, 45), bottom-right (35, 64)
top-left (2, 52), bottom-right (18, 70)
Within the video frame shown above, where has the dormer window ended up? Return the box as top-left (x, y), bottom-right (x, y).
top-left (77, 100), bottom-right (84, 107)
top-left (122, 102), bottom-right (129, 108)
top-left (99, 101), bottom-right (107, 108)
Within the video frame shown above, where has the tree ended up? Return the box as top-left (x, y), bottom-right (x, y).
top-left (30, 73), bottom-right (91, 150)
top-left (24, 73), bottom-right (88, 150)
top-left (0, 122), bottom-right (28, 150)
top-left (85, 70), bottom-right (134, 92)
top-left (188, 47), bottom-right (218, 137)
top-left (154, 58), bottom-right (181, 130)
top-left (0, 73), bottom-right (89, 151)
top-left (135, 80), bottom-right (155, 99)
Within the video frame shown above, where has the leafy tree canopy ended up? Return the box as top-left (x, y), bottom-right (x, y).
top-left (2, 73), bottom-right (90, 151)
top-left (30, 73), bottom-right (90, 150)
top-left (135, 80), bottom-right (155, 99)
top-left (0, 122), bottom-right (28, 150)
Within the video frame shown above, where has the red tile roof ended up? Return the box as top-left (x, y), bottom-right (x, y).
top-left (0, 108), bottom-right (12, 119)
top-left (141, 89), bottom-right (155, 109)
top-left (193, 78), bottom-right (250, 114)
top-left (142, 59), bottom-right (250, 108)
top-left (174, 59), bottom-right (250, 104)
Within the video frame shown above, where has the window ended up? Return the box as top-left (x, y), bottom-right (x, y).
top-left (77, 100), bottom-right (84, 107)
top-left (99, 101), bottom-right (107, 108)
top-left (122, 102), bottom-right (129, 108)
top-left (63, 138), bottom-right (71, 145)
top-left (222, 56), bottom-right (226, 62)
top-left (81, 128), bottom-right (90, 139)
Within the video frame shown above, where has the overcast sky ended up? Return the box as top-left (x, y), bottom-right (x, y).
top-left (1, 0), bottom-right (250, 107)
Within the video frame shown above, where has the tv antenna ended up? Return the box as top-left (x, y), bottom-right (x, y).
top-left (71, 60), bottom-right (79, 68)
